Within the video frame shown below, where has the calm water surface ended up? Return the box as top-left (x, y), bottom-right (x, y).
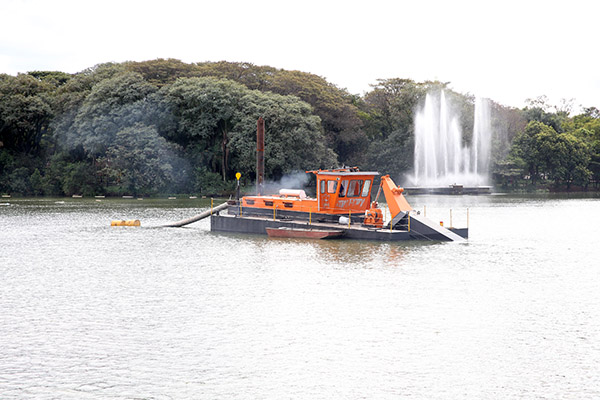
top-left (1, 194), bottom-right (599, 399)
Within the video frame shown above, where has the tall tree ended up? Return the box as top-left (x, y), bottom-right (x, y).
top-left (510, 121), bottom-right (551, 185)
top-left (361, 79), bottom-right (432, 179)
top-left (159, 77), bottom-right (246, 181)
top-left (195, 61), bottom-right (366, 165)
top-left (0, 74), bottom-right (53, 154)
top-left (159, 77), bottom-right (337, 185)
top-left (230, 90), bottom-right (338, 179)
top-left (523, 96), bottom-right (568, 133)
top-left (266, 70), bottom-right (366, 164)
top-left (60, 72), bottom-right (157, 156)
top-left (510, 121), bottom-right (592, 188)
top-left (99, 123), bottom-right (185, 195)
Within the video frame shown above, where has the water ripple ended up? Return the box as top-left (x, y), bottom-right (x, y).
top-left (1, 196), bottom-right (599, 398)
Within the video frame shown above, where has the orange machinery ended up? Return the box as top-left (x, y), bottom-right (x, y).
top-left (240, 168), bottom-right (413, 228)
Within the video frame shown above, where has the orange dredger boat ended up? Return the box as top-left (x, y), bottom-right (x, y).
top-left (211, 167), bottom-right (467, 242)
top-left (210, 118), bottom-right (468, 242)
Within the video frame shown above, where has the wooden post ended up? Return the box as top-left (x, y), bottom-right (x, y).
top-left (256, 117), bottom-right (265, 195)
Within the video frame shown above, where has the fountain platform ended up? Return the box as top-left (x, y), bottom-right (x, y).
top-left (404, 185), bottom-right (492, 195)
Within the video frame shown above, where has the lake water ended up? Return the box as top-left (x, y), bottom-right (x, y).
top-left (1, 194), bottom-right (599, 399)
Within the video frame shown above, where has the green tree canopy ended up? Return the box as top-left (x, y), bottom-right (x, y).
top-left (27, 70), bottom-right (72, 87)
top-left (361, 79), bottom-right (452, 179)
top-left (2, 58), bottom-right (598, 196)
top-left (159, 77), bottom-right (247, 180)
top-left (60, 72), bottom-right (158, 156)
top-left (125, 58), bottom-right (200, 87)
top-left (510, 120), bottom-right (592, 188)
top-left (522, 96), bottom-right (570, 133)
top-left (0, 74), bottom-right (54, 154)
top-left (160, 76), bottom-right (337, 184)
top-left (99, 123), bottom-right (186, 195)
top-left (231, 90), bottom-right (338, 179)
top-left (194, 61), bottom-right (366, 165)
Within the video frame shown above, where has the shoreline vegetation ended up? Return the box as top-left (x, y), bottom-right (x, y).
top-left (3, 190), bottom-right (600, 203)
top-left (1, 59), bottom-right (599, 197)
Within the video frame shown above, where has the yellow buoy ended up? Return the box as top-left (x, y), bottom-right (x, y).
top-left (111, 220), bottom-right (141, 227)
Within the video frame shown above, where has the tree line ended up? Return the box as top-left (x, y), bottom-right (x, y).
top-left (1, 59), bottom-right (598, 196)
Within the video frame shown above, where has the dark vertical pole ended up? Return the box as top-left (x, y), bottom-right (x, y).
top-left (256, 117), bottom-right (265, 195)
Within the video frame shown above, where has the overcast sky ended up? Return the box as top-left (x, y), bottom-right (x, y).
top-left (1, 0), bottom-right (598, 111)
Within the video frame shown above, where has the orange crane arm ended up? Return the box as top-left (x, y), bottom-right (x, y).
top-left (380, 175), bottom-right (413, 220)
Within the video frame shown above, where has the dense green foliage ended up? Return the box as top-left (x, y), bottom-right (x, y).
top-left (1, 59), bottom-right (598, 196)
top-left (499, 98), bottom-right (599, 190)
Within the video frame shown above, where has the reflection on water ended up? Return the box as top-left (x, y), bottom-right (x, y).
top-left (1, 195), bottom-right (600, 399)
top-left (265, 238), bottom-right (413, 267)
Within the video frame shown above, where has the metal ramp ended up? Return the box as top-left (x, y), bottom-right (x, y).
top-left (408, 213), bottom-right (466, 242)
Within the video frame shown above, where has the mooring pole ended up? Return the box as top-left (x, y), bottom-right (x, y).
top-left (235, 172), bottom-right (241, 202)
top-left (256, 117), bottom-right (265, 196)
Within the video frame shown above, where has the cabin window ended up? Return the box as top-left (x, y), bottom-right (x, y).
top-left (347, 180), bottom-right (362, 197)
top-left (283, 202), bottom-right (294, 208)
top-left (320, 180), bottom-right (325, 194)
top-left (327, 180), bottom-right (337, 194)
top-left (361, 180), bottom-right (371, 197)
top-left (246, 199), bottom-right (255, 205)
top-left (339, 180), bottom-right (348, 197)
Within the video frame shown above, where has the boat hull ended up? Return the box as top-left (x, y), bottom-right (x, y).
top-left (210, 205), bottom-right (467, 242)
top-left (212, 214), bottom-right (415, 241)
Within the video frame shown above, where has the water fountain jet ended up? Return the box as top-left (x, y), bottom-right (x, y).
top-left (407, 90), bottom-right (492, 194)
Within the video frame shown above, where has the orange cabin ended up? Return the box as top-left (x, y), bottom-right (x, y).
top-left (241, 168), bottom-right (379, 215)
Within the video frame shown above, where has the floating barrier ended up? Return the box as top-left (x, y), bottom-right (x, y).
top-left (111, 220), bottom-right (141, 227)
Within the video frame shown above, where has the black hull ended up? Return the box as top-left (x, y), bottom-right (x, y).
top-left (210, 206), bottom-right (468, 242)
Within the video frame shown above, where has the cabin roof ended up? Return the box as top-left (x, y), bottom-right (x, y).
top-left (316, 171), bottom-right (379, 177)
